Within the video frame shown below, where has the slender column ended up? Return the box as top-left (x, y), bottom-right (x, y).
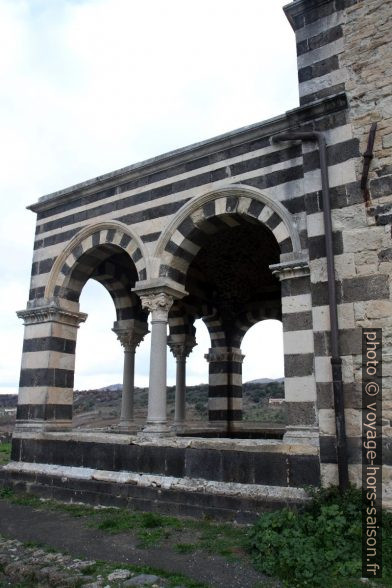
top-left (113, 322), bottom-right (148, 429)
top-left (139, 292), bottom-right (174, 435)
top-left (168, 337), bottom-right (196, 431)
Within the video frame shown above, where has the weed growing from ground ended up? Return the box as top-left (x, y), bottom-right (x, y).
top-left (248, 485), bottom-right (392, 588)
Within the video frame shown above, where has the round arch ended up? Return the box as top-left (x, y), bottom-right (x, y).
top-left (154, 184), bottom-right (301, 283)
top-left (45, 221), bottom-right (150, 301)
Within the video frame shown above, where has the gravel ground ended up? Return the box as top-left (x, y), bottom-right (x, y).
top-left (0, 500), bottom-right (271, 588)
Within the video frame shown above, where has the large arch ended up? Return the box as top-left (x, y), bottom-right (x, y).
top-left (154, 184), bottom-right (302, 283)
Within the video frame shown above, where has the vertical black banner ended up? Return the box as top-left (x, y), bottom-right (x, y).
top-left (362, 328), bottom-right (382, 578)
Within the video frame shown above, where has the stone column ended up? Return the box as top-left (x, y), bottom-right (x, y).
top-left (112, 321), bottom-right (148, 430)
top-left (139, 292), bottom-right (174, 435)
top-left (15, 304), bottom-right (87, 431)
top-left (270, 258), bottom-right (319, 446)
top-left (168, 336), bottom-right (197, 431)
top-left (205, 347), bottom-right (244, 430)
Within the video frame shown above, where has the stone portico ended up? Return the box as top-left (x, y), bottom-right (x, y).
top-left (3, 0), bottom-right (392, 516)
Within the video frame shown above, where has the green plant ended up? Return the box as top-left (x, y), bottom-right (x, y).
top-left (0, 442), bottom-right (11, 465)
top-left (175, 542), bottom-right (197, 554)
top-left (248, 485), bottom-right (392, 588)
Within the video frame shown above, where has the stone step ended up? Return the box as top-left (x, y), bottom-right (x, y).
top-left (0, 468), bottom-right (307, 524)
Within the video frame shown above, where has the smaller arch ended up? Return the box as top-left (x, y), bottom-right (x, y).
top-left (45, 221), bottom-right (150, 300)
top-left (91, 258), bottom-right (146, 322)
top-left (154, 185), bottom-right (301, 285)
top-left (232, 304), bottom-right (282, 348)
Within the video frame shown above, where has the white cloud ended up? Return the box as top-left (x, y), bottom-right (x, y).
top-left (0, 0), bottom-right (296, 394)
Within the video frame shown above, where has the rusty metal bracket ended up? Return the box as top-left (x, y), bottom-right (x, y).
top-left (361, 122), bottom-right (377, 208)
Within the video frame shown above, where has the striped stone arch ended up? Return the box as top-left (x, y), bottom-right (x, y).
top-left (232, 306), bottom-right (282, 348)
top-left (45, 221), bottom-right (149, 302)
top-left (155, 184), bottom-right (301, 285)
top-left (92, 259), bottom-right (145, 322)
top-left (203, 311), bottom-right (226, 348)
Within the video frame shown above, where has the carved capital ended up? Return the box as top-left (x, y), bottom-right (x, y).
top-left (168, 336), bottom-right (197, 359)
top-left (113, 330), bottom-right (144, 352)
top-left (17, 306), bottom-right (87, 327)
top-left (113, 320), bottom-right (148, 351)
top-left (205, 347), bottom-right (245, 363)
top-left (140, 292), bottom-right (174, 321)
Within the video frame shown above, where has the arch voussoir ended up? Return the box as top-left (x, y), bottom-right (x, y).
top-left (154, 185), bottom-right (300, 284)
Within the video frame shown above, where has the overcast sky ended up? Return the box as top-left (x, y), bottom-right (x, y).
top-left (0, 0), bottom-right (298, 394)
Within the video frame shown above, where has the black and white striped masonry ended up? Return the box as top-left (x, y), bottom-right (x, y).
top-left (11, 0), bottom-right (392, 501)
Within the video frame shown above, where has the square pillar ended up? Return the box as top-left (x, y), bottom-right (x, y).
top-left (15, 304), bottom-right (87, 431)
top-left (205, 347), bottom-right (244, 429)
top-left (270, 258), bottom-right (319, 445)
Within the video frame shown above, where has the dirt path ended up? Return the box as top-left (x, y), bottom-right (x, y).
top-left (0, 500), bottom-right (272, 588)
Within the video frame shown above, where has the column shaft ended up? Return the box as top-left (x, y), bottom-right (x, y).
top-left (174, 357), bottom-right (186, 424)
top-left (112, 319), bottom-right (148, 430)
top-left (139, 292), bottom-right (175, 435)
top-left (120, 348), bottom-right (136, 424)
top-left (147, 316), bottom-right (169, 426)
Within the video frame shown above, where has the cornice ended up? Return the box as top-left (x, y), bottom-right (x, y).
top-left (27, 94), bottom-right (348, 215)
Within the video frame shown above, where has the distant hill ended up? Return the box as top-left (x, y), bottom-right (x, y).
top-left (246, 377), bottom-right (284, 385)
top-left (0, 395), bottom-right (17, 408)
top-left (0, 378), bottom-right (286, 431)
top-left (73, 378), bottom-right (285, 427)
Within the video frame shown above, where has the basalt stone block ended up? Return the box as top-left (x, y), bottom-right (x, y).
top-left (320, 436), bottom-right (337, 464)
top-left (114, 443), bottom-right (139, 472)
top-left (288, 455), bottom-right (320, 487)
top-left (138, 446), bottom-right (167, 476)
top-left (346, 437), bottom-right (362, 464)
top-left (165, 446), bottom-right (185, 478)
top-left (283, 311), bottom-right (313, 331)
top-left (284, 353), bottom-right (314, 377)
top-left (11, 438), bottom-right (21, 461)
top-left (342, 275), bottom-right (389, 303)
top-left (287, 402), bottom-right (317, 427)
top-left (221, 450), bottom-right (254, 484)
top-left (82, 441), bottom-right (116, 471)
top-left (184, 448), bottom-right (223, 481)
top-left (253, 452), bottom-right (288, 486)
top-left (370, 175), bottom-right (392, 199)
top-left (281, 276), bottom-right (310, 297)
top-left (314, 328), bottom-right (362, 356)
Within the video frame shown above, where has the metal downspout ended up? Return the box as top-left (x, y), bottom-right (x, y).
top-left (272, 131), bottom-right (349, 491)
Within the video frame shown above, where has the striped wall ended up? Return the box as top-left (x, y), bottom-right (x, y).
top-left (205, 347), bottom-right (244, 424)
top-left (18, 90), bottom-right (361, 438)
top-left (14, 0), bottom-right (392, 496)
top-left (16, 307), bottom-right (86, 429)
top-left (285, 0), bottom-right (358, 106)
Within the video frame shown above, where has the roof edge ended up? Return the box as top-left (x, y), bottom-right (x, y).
top-left (28, 93), bottom-right (348, 214)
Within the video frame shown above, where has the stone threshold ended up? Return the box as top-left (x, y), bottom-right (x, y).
top-left (2, 461), bottom-right (309, 503)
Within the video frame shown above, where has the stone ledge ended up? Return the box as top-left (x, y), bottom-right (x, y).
top-left (2, 461), bottom-right (309, 503)
top-left (12, 430), bottom-right (319, 455)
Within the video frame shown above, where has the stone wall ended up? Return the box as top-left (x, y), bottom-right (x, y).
top-left (341, 0), bottom-right (392, 504)
top-left (285, 0), bottom-right (392, 504)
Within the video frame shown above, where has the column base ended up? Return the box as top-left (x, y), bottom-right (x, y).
top-left (110, 421), bottom-right (141, 434)
top-left (172, 422), bottom-right (186, 434)
top-left (138, 423), bottom-right (175, 438)
top-left (283, 426), bottom-right (320, 446)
